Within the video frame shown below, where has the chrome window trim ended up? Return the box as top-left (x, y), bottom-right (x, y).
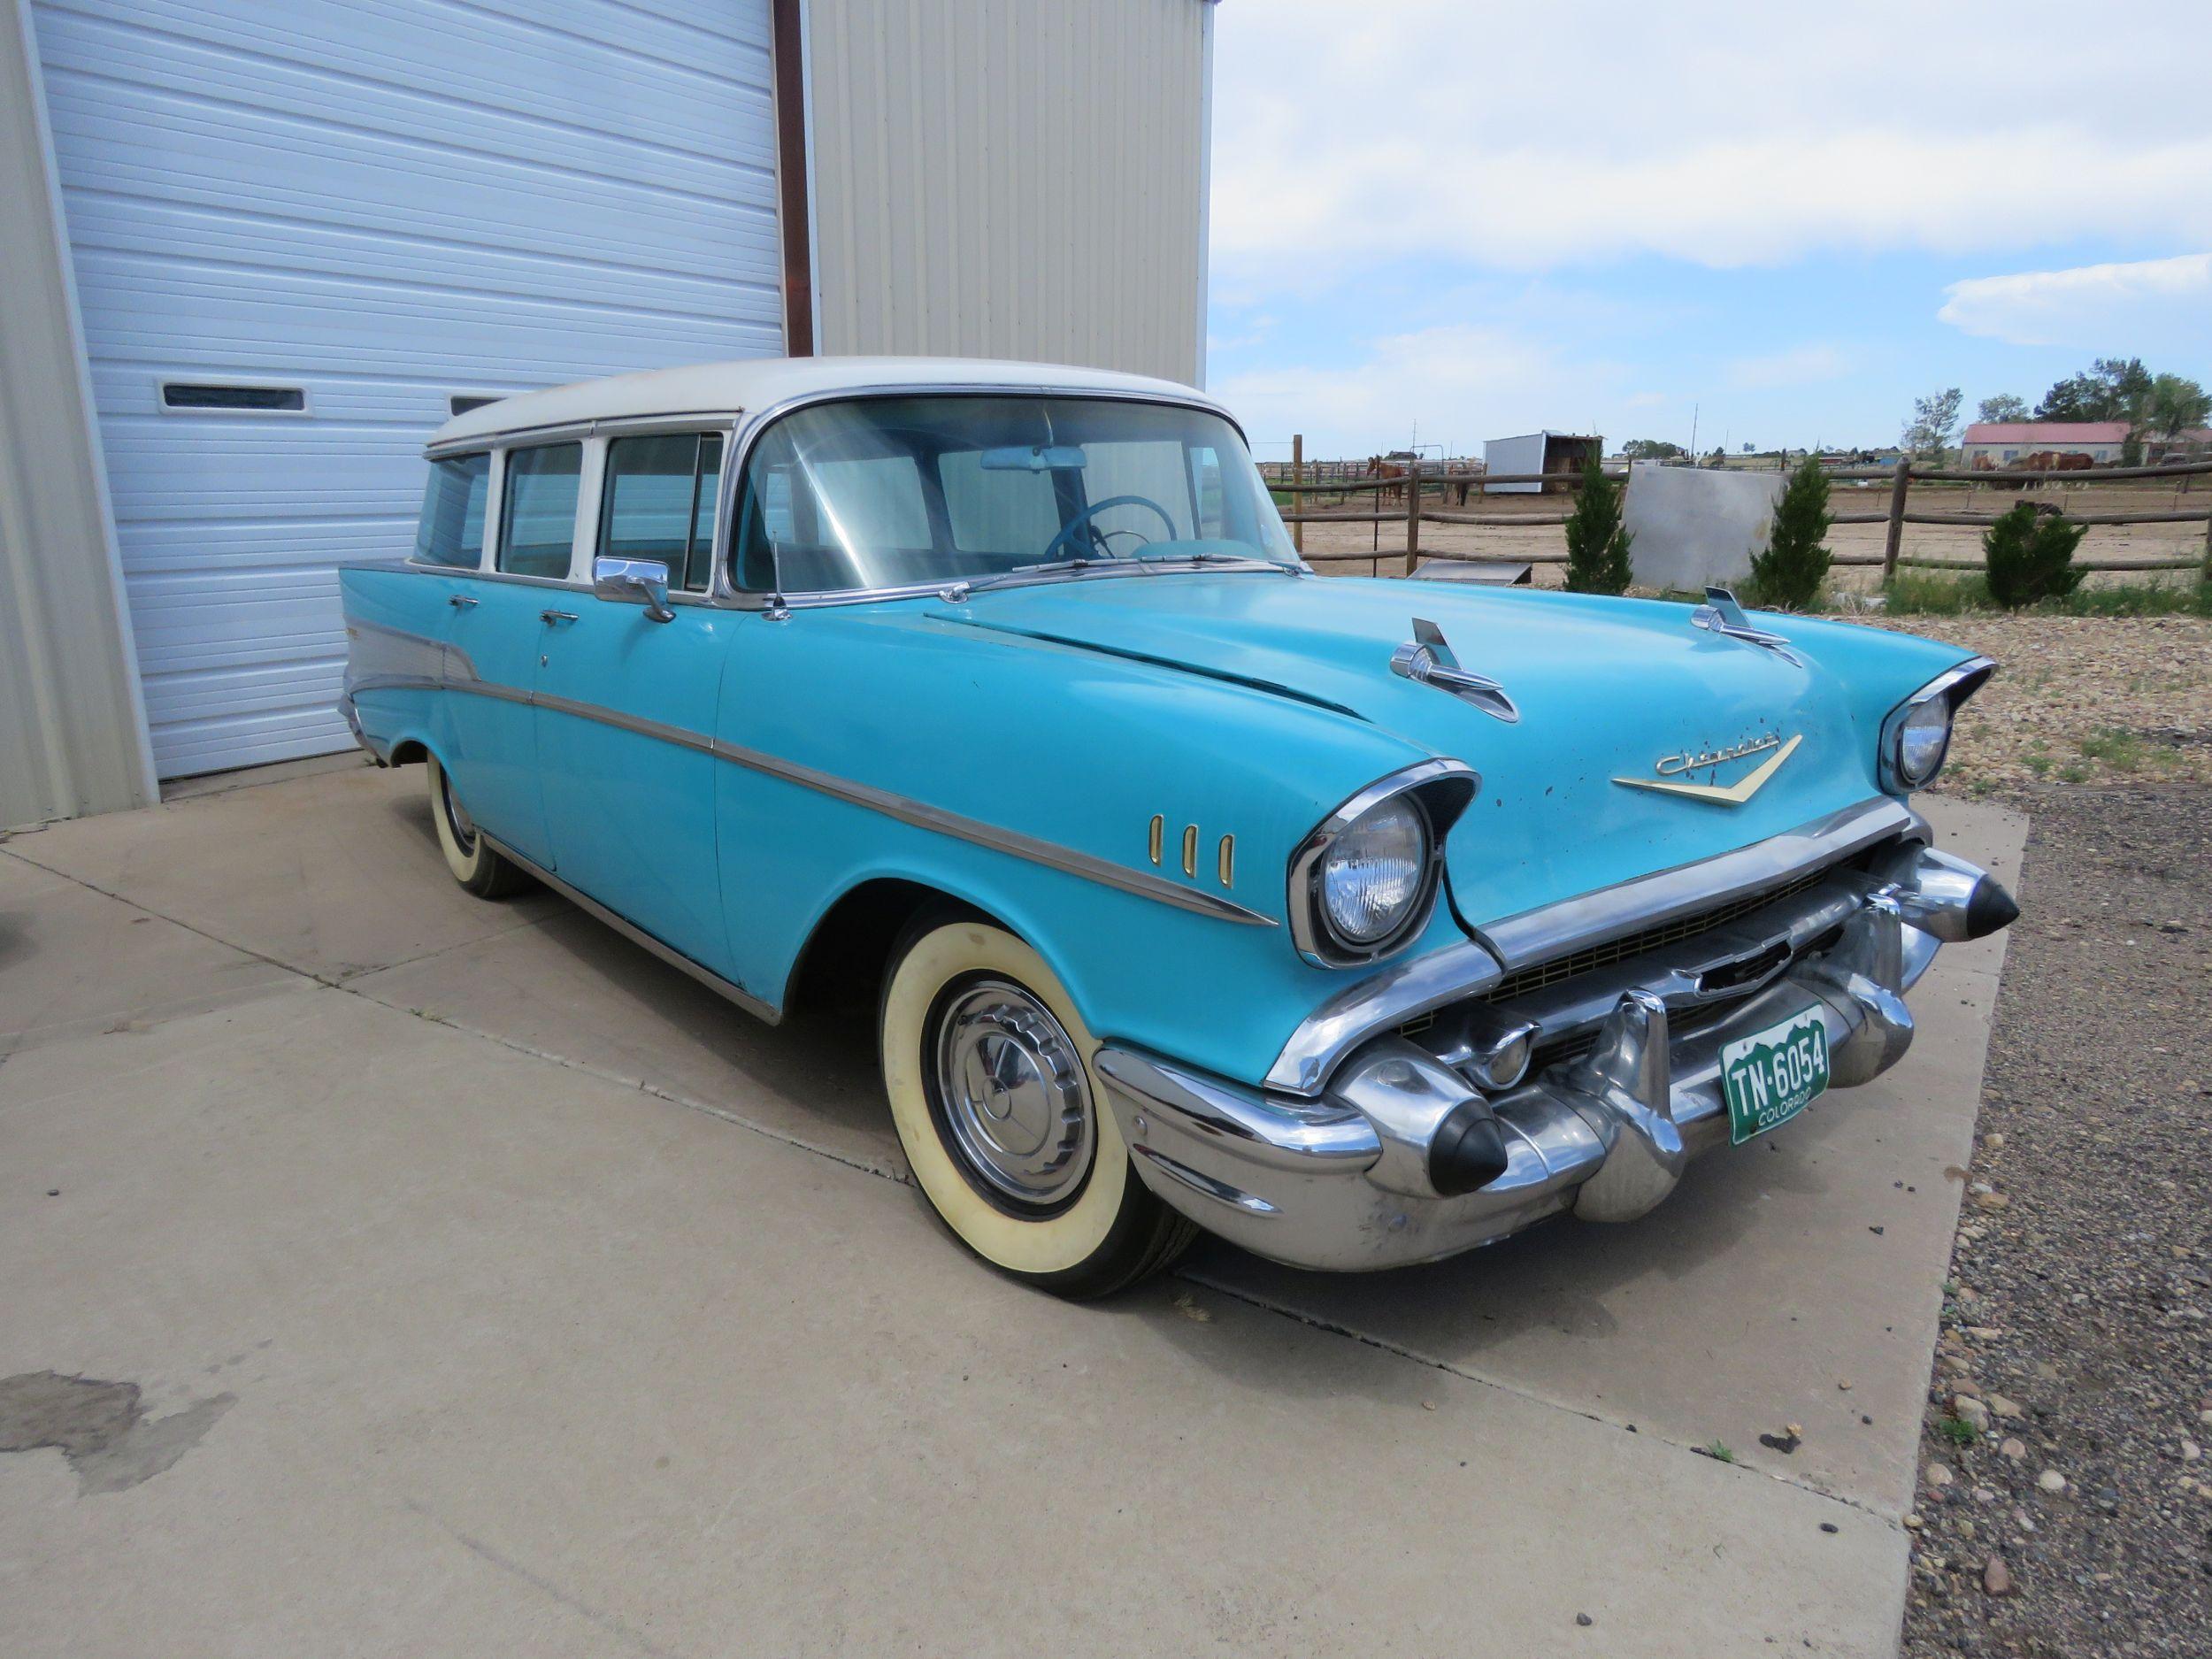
top-left (426, 410), bottom-right (744, 459)
top-left (1879, 656), bottom-right (1995, 794)
top-left (714, 383), bottom-right (1279, 609)
top-left (343, 621), bottom-right (1274, 928)
top-left (1264, 795), bottom-right (1926, 1096)
top-left (1286, 759), bottom-right (1479, 968)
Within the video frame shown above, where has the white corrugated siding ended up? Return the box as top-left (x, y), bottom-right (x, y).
top-left (29, 0), bottom-right (784, 777)
top-left (806, 0), bottom-right (1207, 385)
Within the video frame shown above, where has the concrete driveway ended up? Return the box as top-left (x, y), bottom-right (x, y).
top-left (0, 759), bottom-right (2024, 1657)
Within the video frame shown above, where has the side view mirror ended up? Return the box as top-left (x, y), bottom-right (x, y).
top-left (593, 555), bottom-right (673, 623)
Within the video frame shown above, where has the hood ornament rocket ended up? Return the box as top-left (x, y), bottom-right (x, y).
top-left (1389, 618), bottom-right (1520, 724)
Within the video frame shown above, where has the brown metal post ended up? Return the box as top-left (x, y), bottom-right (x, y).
top-left (1403, 458), bottom-right (1420, 577)
top-left (1290, 434), bottom-right (1304, 556)
top-left (1882, 459), bottom-right (1910, 582)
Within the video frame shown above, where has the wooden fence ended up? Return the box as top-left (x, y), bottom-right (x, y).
top-left (1268, 441), bottom-right (2212, 582)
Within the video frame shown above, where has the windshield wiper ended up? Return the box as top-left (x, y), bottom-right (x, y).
top-left (1008, 555), bottom-right (1110, 575)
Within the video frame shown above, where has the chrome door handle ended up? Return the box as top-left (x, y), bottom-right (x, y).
top-left (448, 594), bottom-right (479, 610)
top-left (540, 610), bottom-right (579, 625)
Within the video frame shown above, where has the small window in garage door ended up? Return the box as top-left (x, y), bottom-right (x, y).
top-left (414, 453), bottom-right (490, 568)
top-left (498, 443), bottom-right (582, 579)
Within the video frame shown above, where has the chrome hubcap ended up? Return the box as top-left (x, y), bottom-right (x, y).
top-left (933, 979), bottom-right (1094, 1207)
top-left (441, 771), bottom-right (479, 853)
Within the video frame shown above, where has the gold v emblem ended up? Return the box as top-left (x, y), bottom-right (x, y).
top-left (1612, 734), bottom-right (1802, 806)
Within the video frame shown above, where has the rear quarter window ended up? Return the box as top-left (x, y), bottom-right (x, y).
top-left (414, 453), bottom-right (489, 567)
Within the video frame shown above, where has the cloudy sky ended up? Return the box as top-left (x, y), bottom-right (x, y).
top-left (1202, 1), bottom-right (2212, 462)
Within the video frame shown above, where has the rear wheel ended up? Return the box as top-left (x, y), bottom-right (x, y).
top-left (879, 913), bottom-right (1196, 1298)
top-left (426, 754), bottom-right (530, 899)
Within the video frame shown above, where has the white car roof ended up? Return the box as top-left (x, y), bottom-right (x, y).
top-left (430, 356), bottom-right (1224, 448)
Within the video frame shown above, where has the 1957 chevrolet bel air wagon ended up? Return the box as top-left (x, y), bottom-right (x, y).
top-left (342, 357), bottom-right (2017, 1297)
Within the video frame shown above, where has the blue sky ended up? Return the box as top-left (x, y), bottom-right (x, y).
top-left (1202, 2), bottom-right (2212, 463)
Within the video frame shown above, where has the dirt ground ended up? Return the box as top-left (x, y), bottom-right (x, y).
top-left (1869, 615), bottom-right (2212, 789)
top-left (1896, 782), bottom-right (2212, 1659)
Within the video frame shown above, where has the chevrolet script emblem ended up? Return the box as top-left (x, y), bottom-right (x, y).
top-left (1612, 732), bottom-right (1801, 806)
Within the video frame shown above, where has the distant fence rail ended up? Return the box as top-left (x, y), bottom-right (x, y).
top-left (1265, 439), bottom-right (2212, 580)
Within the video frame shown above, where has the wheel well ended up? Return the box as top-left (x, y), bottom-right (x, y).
top-left (786, 879), bottom-right (996, 1017)
top-left (388, 738), bottom-right (430, 767)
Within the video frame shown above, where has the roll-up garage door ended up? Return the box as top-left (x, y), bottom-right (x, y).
top-left (30, 0), bottom-right (785, 776)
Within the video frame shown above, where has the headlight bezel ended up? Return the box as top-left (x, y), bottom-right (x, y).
top-left (1879, 657), bottom-right (1995, 794)
top-left (1288, 760), bottom-right (1479, 967)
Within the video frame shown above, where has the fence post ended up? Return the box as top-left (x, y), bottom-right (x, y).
top-left (1290, 434), bottom-right (1304, 556)
top-left (2201, 498), bottom-right (2212, 583)
top-left (1882, 459), bottom-right (1910, 582)
top-left (1403, 460), bottom-right (1420, 577)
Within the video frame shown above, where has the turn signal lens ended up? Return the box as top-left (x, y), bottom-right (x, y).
top-left (1320, 797), bottom-right (1430, 946)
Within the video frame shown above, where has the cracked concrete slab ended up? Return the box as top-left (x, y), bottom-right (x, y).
top-left (350, 905), bottom-right (905, 1179)
top-left (0, 984), bottom-right (1909, 1657)
top-left (0, 850), bottom-right (296, 1055)
top-left (7, 765), bottom-right (561, 982)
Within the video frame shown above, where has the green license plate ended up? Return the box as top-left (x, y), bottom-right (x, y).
top-left (1721, 1007), bottom-right (1831, 1146)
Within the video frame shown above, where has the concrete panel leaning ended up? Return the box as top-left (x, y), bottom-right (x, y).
top-left (1624, 461), bottom-right (1789, 591)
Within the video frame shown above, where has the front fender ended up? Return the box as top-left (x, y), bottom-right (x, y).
top-left (714, 603), bottom-right (1458, 1084)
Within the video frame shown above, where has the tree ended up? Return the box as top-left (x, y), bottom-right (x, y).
top-left (2145, 373), bottom-right (2211, 438)
top-left (2034, 357), bottom-right (2152, 422)
top-left (1983, 503), bottom-right (2086, 608)
top-left (1902, 387), bottom-right (1963, 457)
top-left (1975, 394), bottom-right (2029, 424)
top-left (1622, 438), bottom-right (1685, 460)
top-left (1563, 458), bottom-right (1633, 595)
top-left (1745, 457), bottom-right (1832, 611)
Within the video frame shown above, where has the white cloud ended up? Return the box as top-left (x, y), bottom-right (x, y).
top-left (1211, 325), bottom-right (1634, 460)
top-left (1937, 253), bottom-right (2212, 346)
top-left (1211, 2), bottom-right (2212, 275)
top-left (1725, 345), bottom-right (1849, 389)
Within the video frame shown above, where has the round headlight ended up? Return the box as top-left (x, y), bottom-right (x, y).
top-left (1896, 697), bottom-right (1953, 786)
top-left (1319, 797), bottom-right (1431, 947)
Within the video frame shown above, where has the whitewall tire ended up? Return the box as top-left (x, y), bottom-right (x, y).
top-left (880, 913), bottom-right (1196, 1298)
top-left (426, 754), bottom-right (529, 899)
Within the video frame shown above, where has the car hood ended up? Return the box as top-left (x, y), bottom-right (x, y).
top-left (941, 572), bottom-right (1955, 936)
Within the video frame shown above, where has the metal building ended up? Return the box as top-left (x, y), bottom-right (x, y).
top-left (0, 0), bottom-right (1217, 826)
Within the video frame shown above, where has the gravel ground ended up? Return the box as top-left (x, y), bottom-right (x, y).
top-left (1899, 782), bottom-right (2212, 1657)
top-left (1860, 616), bottom-right (2212, 790)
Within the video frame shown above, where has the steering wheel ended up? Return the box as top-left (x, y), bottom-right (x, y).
top-left (1039, 494), bottom-right (1179, 565)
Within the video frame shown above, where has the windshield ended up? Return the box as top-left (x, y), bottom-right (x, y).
top-left (732, 396), bottom-right (1298, 595)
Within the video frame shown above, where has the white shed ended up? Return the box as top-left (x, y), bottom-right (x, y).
top-left (1481, 431), bottom-right (1603, 495)
top-left (1, 0), bottom-right (1217, 821)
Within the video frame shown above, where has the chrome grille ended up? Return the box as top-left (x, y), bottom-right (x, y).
top-left (1482, 865), bottom-right (1835, 1004)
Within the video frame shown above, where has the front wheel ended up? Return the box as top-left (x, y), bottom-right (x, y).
top-left (879, 914), bottom-right (1196, 1298)
top-left (426, 754), bottom-right (531, 899)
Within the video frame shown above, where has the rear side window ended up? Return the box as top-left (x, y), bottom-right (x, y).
top-left (414, 453), bottom-right (489, 567)
top-left (599, 433), bottom-right (724, 592)
top-left (498, 442), bottom-right (581, 578)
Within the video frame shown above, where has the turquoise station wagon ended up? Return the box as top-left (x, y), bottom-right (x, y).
top-left (341, 357), bottom-right (2017, 1297)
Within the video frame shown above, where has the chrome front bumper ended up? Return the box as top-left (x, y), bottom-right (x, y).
top-left (1095, 829), bottom-right (2016, 1273)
